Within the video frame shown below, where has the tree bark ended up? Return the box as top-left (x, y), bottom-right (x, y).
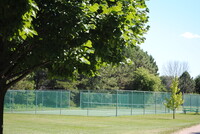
top-left (0, 79), bottom-right (7, 134)
top-left (173, 109), bottom-right (176, 119)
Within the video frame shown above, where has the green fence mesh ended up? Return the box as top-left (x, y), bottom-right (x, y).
top-left (4, 90), bottom-right (70, 115)
top-left (183, 94), bottom-right (200, 108)
top-left (4, 90), bottom-right (200, 116)
top-left (80, 90), bottom-right (173, 116)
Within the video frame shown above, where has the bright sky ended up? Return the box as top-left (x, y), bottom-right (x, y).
top-left (141, 0), bottom-right (200, 78)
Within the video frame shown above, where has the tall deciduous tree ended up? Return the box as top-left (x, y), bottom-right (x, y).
top-left (165, 78), bottom-right (183, 119)
top-left (0, 0), bottom-right (149, 133)
top-left (162, 61), bottom-right (189, 77)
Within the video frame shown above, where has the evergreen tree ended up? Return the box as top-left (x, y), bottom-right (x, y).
top-left (179, 71), bottom-right (195, 93)
top-left (125, 46), bottom-right (158, 75)
top-left (195, 75), bottom-right (200, 93)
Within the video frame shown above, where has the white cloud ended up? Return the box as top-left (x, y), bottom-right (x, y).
top-left (181, 32), bottom-right (200, 39)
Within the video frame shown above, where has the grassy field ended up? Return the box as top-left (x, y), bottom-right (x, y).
top-left (4, 113), bottom-right (200, 134)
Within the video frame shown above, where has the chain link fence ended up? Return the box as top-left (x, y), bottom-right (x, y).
top-left (4, 90), bottom-right (200, 116)
top-left (4, 90), bottom-right (70, 115)
top-left (183, 94), bottom-right (200, 109)
top-left (80, 90), bottom-right (172, 116)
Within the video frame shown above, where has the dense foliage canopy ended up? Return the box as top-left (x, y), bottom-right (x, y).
top-left (13, 46), bottom-right (159, 91)
top-left (0, 0), bottom-right (149, 133)
top-left (0, 0), bottom-right (149, 91)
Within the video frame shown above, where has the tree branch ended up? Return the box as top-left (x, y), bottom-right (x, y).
top-left (5, 60), bottom-right (51, 90)
top-left (5, 71), bottom-right (31, 90)
top-left (1, 41), bottom-right (38, 78)
top-left (7, 61), bottom-right (50, 80)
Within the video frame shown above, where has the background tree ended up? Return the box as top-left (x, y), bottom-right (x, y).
top-left (0, 0), bottom-right (149, 133)
top-left (178, 71), bottom-right (195, 93)
top-left (195, 75), bottom-right (200, 94)
top-left (33, 69), bottom-right (64, 90)
top-left (72, 46), bottom-right (159, 90)
top-left (162, 61), bottom-right (189, 77)
top-left (161, 61), bottom-right (189, 93)
top-left (10, 75), bottom-right (35, 90)
top-left (33, 69), bottom-right (47, 89)
top-left (160, 76), bottom-right (173, 91)
top-left (15, 46), bottom-right (158, 91)
top-left (165, 78), bottom-right (184, 119)
top-left (124, 46), bottom-right (158, 75)
top-left (128, 67), bottom-right (164, 91)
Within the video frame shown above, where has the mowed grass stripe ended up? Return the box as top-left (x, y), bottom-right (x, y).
top-left (4, 113), bottom-right (200, 134)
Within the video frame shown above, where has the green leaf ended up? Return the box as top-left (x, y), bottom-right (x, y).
top-left (89, 3), bottom-right (99, 12)
top-left (30, 29), bottom-right (38, 36)
top-left (21, 34), bottom-right (27, 40)
top-left (110, 2), bottom-right (122, 12)
top-left (80, 57), bottom-right (91, 65)
top-left (83, 40), bottom-right (92, 48)
top-left (86, 49), bottom-right (94, 54)
top-left (101, 5), bottom-right (110, 14)
top-left (29, 0), bottom-right (39, 10)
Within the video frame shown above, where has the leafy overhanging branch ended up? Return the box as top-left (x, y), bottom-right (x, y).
top-left (6, 61), bottom-right (50, 89)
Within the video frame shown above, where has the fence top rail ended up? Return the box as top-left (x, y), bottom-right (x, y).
top-left (80, 90), bottom-right (200, 96)
top-left (7, 89), bottom-right (71, 92)
top-left (80, 90), bottom-right (171, 94)
top-left (7, 89), bottom-right (199, 96)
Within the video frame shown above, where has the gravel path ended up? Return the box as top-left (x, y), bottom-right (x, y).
top-left (172, 124), bottom-right (200, 134)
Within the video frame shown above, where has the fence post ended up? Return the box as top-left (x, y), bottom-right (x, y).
top-left (42, 90), bottom-right (44, 111)
top-left (87, 90), bottom-right (90, 116)
top-left (68, 91), bottom-right (70, 109)
top-left (9, 91), bottom-right (11, 112)
top-left (35, 90), bottom-right (37, 114)
top-left (56, 91), bottom-right (58, 108)
top-left (196, 95), bottom-right (198, 110)
top-left (131, 91), bottom-right (133, 115)
top-left (80, 91), bottom-right (82, 109)
top-left (143, 92), bottom-right (145, 115)
top-left (182, 93), bottom-right (184, 112)
top-left (12, 90), bottom-right (14, 113)
top-left (26, 90), bottom-right (28, 111)
top-left (190, 94), bottom-right (192, 109)
top-left (164, 93), bottom-right (167, 114)
top-left (101, 93), bottom-right (103, 106)
top-left (198, 95), bottom-right (200, 111)
top-left (198, 95), bottom-right (199, 111)
top-left (155, 92), bottom-right (157, 114)
top-left (116, 90), bottom-right (118, 117)
top-left (60, 90), bottom-right (62, 115)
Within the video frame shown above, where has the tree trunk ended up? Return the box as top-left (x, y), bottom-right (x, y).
top-left (0, 80), bottom-right (7, 134)
top-left (173, 109), bottom-right (176, 119)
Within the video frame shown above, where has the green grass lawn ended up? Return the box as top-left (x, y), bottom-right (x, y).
top-left (4, 113), bottom-right (200, 134)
